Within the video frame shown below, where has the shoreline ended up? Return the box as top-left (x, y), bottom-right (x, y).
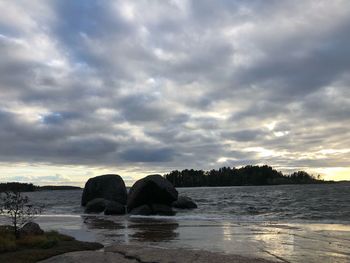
top-left (0, 225), bottom-right (103, 263)
top-left (0, 222), bottom-right (275, 263)
top-left (2, 216), bottom-right (350, 262)
top-left (26, 215), bottom-right (350, 263)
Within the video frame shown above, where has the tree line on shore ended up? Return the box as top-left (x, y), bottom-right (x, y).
top-left (164, 165), bottom-right (328, 187)
top-left (1, 165), bottom-right (332, 192)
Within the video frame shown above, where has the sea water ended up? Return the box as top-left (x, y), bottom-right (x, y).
top-left (1, 183), bottom-right (350, 262)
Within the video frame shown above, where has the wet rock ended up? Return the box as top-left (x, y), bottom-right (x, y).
top-left (151, 203), bottom-right (175, 216)
top-left (20, 222), bottom-right (44, 236)
top-left (129, 205), bottom-right (152, 216)
top-left (127, 174), bottom-right (178, 211)
top-left (85, 198), bottom-right (106, 213)
top-left (172, 196), bottom-right (198, 209)
top-left (81, 174), bottom-right (127, 206)
top-left (104, 201), bottom-right (126, 215)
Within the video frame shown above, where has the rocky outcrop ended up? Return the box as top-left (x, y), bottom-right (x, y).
top-left (127, 174), bottom-right (178, 212)
top-left (129, 205), bottom-right (153, 216)
top-left (104, 201), bottom-right (126, 215)
top-left (81, 174), bottom-right (127, 206)
top-left (20, 222), bottom-right (44, 236)
top-left (81, 174), bottom-right (198, 216)
top-left (151, 203), bottom-right (175, 216)
top-left (85, 198), bottom-right (126, 215)
top-left (172, 196), bottom-right (198, 209)
top-left (85, 198), bottom-right (107, 213)
top-left (129, 203), bottom-right (175, 216)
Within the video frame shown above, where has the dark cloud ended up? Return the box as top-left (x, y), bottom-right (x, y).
top-left (119, 147), bottom-right (175, 163)
top-left (0, 109), bottom-right (119, 164)
top-left (117, 94), bottom-right (172, 122)
top-left (223, 129), bottom-right (268, 142)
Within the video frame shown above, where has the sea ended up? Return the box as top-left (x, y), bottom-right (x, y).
top-left (1, 183), bottom-right (350, 262)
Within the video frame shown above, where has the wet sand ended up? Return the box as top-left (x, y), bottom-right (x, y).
top-left (28, 215), bottom-right (350, 263)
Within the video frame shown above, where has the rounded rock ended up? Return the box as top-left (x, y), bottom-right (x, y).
top-left (85, 198), bottom-right (107, 213)
top-left (82, 174), bottom-right (127, 206)
top-left (20, 222), bottom-right (44, 236)
top-left (127, 174), bottom-right (178, 211)
top-left (129, 205), bottom-right (152, 216)
top-left (172, 196), bottom-right (198, 209)
top-left (104, 201), bottom-right (126, 215)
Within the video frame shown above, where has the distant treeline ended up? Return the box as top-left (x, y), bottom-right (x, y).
top-left (38, 185), bottom-right (82, 191)
top-left (0, 182), bottom-right (81, 192)
top-left (164, 165), bottom-right (329, 187)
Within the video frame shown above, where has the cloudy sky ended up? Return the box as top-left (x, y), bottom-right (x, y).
top-left (0, 0), bottom-right (349, 186)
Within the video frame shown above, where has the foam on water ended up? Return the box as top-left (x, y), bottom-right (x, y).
top-left (130, 214), bottom-right (223, 221)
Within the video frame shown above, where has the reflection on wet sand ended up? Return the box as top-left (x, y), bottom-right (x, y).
top-left (80, 216), bottom-right (350, 263)
top-left (82, 216), bottom-right (179, 244)
top-left (128, 218), bottom-right (179, 242)
top-left (83, 216), bottom-right (125, 230)
top-left (238, 223), bottom-right (350, 263)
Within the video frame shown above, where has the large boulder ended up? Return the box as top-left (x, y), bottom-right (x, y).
top-left (85, 198), bottom-right (107, 213)
top-left (129, 205), bottom-right (153, 216)
top-left (151, 204), bottom-right (175, 216)
top-left (85, 198), bottom-right (126, 215)
top-left (20, 222), bottom-right (44, 236)
top-left (129, 204), bottom-right (175, 216)
top-left (172, 196), bottom-right (198, 209)
top-left (127, 174), bottom-right (178, 211)
top-left (81, 174), bottom-right (127, 206)
top-left (104, 201), bottom-right (126, 215)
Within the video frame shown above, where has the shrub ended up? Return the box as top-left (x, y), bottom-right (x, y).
top-left (0, 191), bottom-right (42, 238)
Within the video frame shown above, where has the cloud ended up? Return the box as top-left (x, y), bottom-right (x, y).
top-left (0, 0), bottom-right (349, 183)
top-left (222, 129), bottom-right (268, 142)
top-left (7, 174), bottom-right (72, 185)
top-left (119, 147), bottom-right (175, 163)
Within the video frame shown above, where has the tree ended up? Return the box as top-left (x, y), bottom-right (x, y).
top-left (0, 191), bottom-right (42, 238)
top-left (164, 165), bottom-right (323, 187)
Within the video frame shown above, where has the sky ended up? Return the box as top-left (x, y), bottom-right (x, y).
top-left (0, 0), bottom-right (349, 186)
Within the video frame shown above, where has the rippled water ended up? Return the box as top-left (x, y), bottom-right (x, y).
top-left (24, 183), bottom-right (350, 223)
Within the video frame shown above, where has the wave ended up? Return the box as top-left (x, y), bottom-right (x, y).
top-left (38, 214), bottom-right (82, 218)
top-left (130, 214), bottom-right (223, 221)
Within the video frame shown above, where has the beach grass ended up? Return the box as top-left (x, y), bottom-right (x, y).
top-left (0, 225), bottom-right (103, 263)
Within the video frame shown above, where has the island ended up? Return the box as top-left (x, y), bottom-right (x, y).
top-left (164, 165), bottom-right (333, 187)
top-left (0, 183), bottom-right (81, 193)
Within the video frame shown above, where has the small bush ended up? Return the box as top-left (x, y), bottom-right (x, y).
top-left (0, 191), bottom-right (42, 238)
